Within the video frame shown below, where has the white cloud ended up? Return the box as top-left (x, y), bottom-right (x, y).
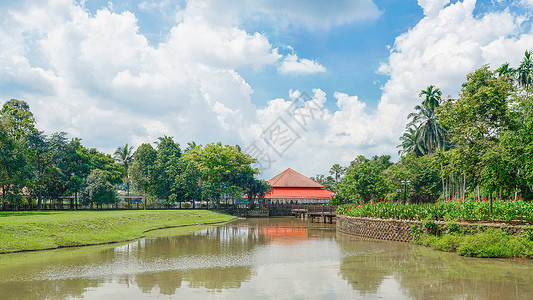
top-left (181, 0), bottom-right (381, 30)
top-left (244, 0), bottom-right (382, 30)
top-left (418, 0), bottom-right (450, 17)
top-left (278, 54), bottom-right (326, 74)
top-left (521, 0), bottom-right (533, 7)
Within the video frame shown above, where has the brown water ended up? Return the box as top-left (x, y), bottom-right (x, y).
top-left (1, 217), bottom-right (533, 299)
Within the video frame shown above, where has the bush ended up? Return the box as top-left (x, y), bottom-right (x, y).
top-left (423, 217), bottom-right (441, 236)
top-left (431, 234), bottom-right (461, 252)
top-left (444, 221), bottom-right (461, 235)
top-left (456, 229), bottom-right (513, 258)
top-left (409, 224), bottom-right (424, 241)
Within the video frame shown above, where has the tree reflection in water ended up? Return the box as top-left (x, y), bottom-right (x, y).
top-left (337, 232), bottom-right (533, 299)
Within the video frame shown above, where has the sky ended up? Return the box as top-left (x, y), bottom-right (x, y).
top-left (1, 0), bottom-right (533, 179)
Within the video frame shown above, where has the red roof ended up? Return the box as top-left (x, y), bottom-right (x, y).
top-left (265, 187), bottom-right (334, 199)
top-left (268, 168), bottom-right (324, 188)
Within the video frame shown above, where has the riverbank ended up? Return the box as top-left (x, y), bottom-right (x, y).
top-left (0, 210), bottom-right (236, 254)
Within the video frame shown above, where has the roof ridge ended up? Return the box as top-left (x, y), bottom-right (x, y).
top-left (267, 168), bottom-right (324, 188)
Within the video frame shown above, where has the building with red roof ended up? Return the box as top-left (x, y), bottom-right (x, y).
top-left (265, 168), bottom-right (335, 205)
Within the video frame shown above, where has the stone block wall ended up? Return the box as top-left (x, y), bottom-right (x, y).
top-left (336, 215), bottom-right (532, 243)
top-left (337, 216), bottom-right (420, 242)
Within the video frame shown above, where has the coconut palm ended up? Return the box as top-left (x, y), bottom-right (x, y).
top-left (418, 85), bottom-right (442, 112)
top-left (517, 50), bottom-right (533, 91)
top-left (114, 144), bottom-right (134, 206)
top-left (406, 86), bottom-right (447, 155)
top-left (185, 141), bottom-right (198, 153)
top-left (329, 164), bottom-right (344, 182)
top-left (496, 62), bottom-right (515, 80)
top-left (397, 126), bottom-right (424, 156)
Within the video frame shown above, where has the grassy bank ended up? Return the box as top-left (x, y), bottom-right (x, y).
top-left (0, 210), bottom-right (236, 254)
top-left (410, 222), bottom-right (533, 258)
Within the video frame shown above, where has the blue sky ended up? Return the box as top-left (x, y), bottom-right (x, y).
top-left (0, 0), bottom-right (532, 178)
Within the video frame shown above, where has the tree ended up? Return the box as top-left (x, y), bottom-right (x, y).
top-left (26, 130), bottom-right (51, 209)
top-left (329, 164), bottom-right (344, 182)
top-left (0, 99), bottom-right (36, 208)
top-left (397, 126), bottom-right (424, 156)
top-left (0, 99), bottom-right (36, 141)
top-left (496, 62), bottom-right (515, 80)
top-left (114, 144), bottom-right (134, 206)
top-left (517, 50), bottom-right (533, 91)
top-left (152, 136), bottom-right (182, 205)
top-left (86, 148), bottom-right (125, 185)
top-left (130, 143), bottom-right (157, 208)
top-left (383, 153), bottom-right (441, 203)
top-left (184, 141), bottom-right (199, 153)
top-left (419, 85), bottom-right (442, 112)
top-left (80, 169), bottom-right (116, 209)
top-left (173, 159), bottom-right (201, 207)
top-left (337, 155), bottom-right (391, 203)
top-left (244, 178), bottom-right (271, 208)
top-left (184, 142), bottom-right (258, 207)
top-left (0, 123), bottom-right (26, 208)
top-left (62, 138), bottom-right (91, 209)
top-left (406, 86), bottom-right (447, 155)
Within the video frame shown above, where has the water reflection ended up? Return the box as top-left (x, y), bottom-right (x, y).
top-left (337, 232), bottom-right (533, 299)
top-left (1, 217), bottom-right (533, 299)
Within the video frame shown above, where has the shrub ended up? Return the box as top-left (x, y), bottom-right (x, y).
top-left (456, 229), bottom-right (513, 258)
top-left (445, 221), bottom-right (461, 235)
top-left (409, 224), bottom-right (424, 241)
top-left (423, 217), bottom-right (441, 236)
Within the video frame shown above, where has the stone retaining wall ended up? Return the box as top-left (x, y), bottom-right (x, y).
top-left (337, 215), bottom-right (420, 242)
top-left (336, 215), bottom-right (532, 242)
top-left (231, 209), bottom-right (270, 217)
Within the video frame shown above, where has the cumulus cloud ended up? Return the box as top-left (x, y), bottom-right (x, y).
top-left (418, 0), bottom-right (450, 17)
top-left (244, 0), bottom-right (382, 30)
top-left (278, 54), bottom-right (326, 74)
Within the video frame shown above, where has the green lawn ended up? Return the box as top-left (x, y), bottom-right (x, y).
top-left (0, 210), bottom-right (236, 254)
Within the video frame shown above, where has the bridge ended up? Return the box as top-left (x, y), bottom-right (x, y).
top-left (291, 204), bottom-right (337, 223)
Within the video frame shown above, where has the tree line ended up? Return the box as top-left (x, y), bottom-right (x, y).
top-left (0, 100), bottom-right (269, 210)
top-left (317, 50), bottom-right (533, 205)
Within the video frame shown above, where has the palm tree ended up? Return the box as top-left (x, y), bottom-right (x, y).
top-left (184, 141), bottom-right (198, 153)
top-left (517, 50), bottom-right (533, 92)
top-left (496, 62), bottom-right (515, 80)
top-left (114, 144), bottom-right (134, 207)
top-left (418, 85), bottom-right (442, 112)
top-left (329, 164), bottom-right (344, 182)
top-left (405, 86), bottom-right (447, 155)
top-left (397, 126), bottom-right (424, 156)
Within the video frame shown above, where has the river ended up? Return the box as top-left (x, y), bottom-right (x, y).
top-left (1, 217), bottom-right (533, 299)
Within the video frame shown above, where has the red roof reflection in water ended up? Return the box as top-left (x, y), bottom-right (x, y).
top-left (262, 225), bottom-right (309, 244)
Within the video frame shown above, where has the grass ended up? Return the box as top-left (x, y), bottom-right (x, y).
top-left (411, 226), bottom-right (533, 258)
top-left (0, 210), bottom-right (236, 254)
